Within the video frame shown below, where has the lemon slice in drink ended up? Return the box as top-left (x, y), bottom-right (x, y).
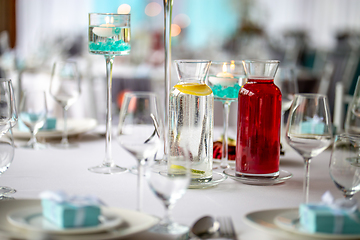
top-left (170, 164), bottom-right (205, 174)
top-left (174, 83), bottom-right (212, 96)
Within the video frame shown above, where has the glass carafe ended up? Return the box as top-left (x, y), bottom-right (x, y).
top-left (168, 60), bottom-right (213, 182)
top-left (236, 60), bottom-right (281, 177)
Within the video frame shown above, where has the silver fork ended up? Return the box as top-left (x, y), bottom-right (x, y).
top-left (217, 216), bottom-right (237, 240)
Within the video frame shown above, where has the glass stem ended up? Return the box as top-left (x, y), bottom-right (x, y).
top-left (29, 127), bottom-right (38, 147)
top-left (221, 101), bottom-right (231, 169)
top-left (162, 202), bottom-right (173, 225)
top-left (104, 55), bottom-right (114, 167)
top-left (163, 0), bottom-right (173, 159)
top-left (61, 107), bottom-right (69, 145)
top-left (137, 160), bottom-right (145, 212)
top-left (303, 157), bottom-right (311, 203)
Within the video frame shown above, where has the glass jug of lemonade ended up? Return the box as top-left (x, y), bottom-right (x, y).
top-left (168, 60), bottom-right (213, 182)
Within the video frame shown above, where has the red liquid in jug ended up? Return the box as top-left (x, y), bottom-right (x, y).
top-left (236, 78), bottom-right (282, 176)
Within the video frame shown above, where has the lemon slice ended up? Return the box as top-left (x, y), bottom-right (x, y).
top-left (174, 83), bottom-right (212, 96)
top-left (170, 164), bottom-right (205, 174)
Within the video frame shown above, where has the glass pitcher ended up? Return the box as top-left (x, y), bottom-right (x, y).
top-left (236, 60), bottom-right (281, 177)
top-left (168, 60), bottom-right (213, 182)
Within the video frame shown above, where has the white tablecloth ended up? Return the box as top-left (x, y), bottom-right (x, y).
top-left (2, 130), bottom-right (359, 240)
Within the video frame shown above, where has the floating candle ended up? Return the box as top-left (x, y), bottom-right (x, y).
top-left (208, 63), bottom-right (238, 86)
top-left (92, 16), bottom-right (118, 37)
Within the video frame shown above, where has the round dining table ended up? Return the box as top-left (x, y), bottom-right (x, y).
top-left (1, 125), bottom-right (359, 240)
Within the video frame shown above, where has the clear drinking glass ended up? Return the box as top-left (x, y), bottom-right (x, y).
top-left (330, 133), bottom-right (360, 200)
top-left (50, 61), bottom-right (81, 148)
top-left (277, 66), bottom-right (298, 113)
top-left (0, 79), bottom-right (17, 136)
top-left (169, 60), bottom-right (213, 183)
top-left (146, 146), bottom-right (191, 235)
top-left (208, 61), bottom-right (246, 169)
top-left (19, 91), bottom-right (48, 149)
top-left (88, 13), bottom-right (130, 174)
top-left (0, 130), bottom-right (15, 200)
top-left (345, 76), bottom-right (360, 134)
top-left (285, 94), bottom-right (333, 203)
top-left (117, 92), bottom-right (163, 211)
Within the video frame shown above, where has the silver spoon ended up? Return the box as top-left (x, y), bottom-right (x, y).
top-left (191, 216), bottom-right (220, 239)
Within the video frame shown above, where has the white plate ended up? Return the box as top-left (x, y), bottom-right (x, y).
top-left (224, 169), bottom-right (292, 185)
top-left (244, 208), bottom-right (360, 240)
top-left (188, 172), bottom-right (227, 189)
top-left (274, 209), bottom-right (360, 239)
top-left (12, 118), bottom-right (97, 139)
top-left (0, 199), bottom-right (159, 240)
top-left (7, 206), bottom-right (123, 235)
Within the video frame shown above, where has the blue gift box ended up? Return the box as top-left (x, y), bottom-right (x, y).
top-left (40, 191), bottom-right (101, 229)
top-left (300, 203), bottom-right (360, 234)
top-left (18, 117), bottom-right (57, 131)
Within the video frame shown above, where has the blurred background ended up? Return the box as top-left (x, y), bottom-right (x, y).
top-left (0, 0), bottom-right (360, 133)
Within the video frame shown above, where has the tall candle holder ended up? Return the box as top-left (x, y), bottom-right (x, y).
top-left (163, 0), bottom-right (173, 158)
top-left (88, 13), bottom-right (130, 174)
top-left (208, 61), bottom-right (246, 169)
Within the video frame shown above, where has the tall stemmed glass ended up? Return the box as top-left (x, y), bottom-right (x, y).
top-left (117, 92), bottom-right (163, 211)
top-left (146, 146), bottom-right (191, 235)
top-left (0, 131), bottom-right (15, 200)
top-left (0, 79), bottom-right (18, 136)
top-left (330, 133), bottom-right (360, 201)
top-left (50, 61), bottom-right (81, 148)
top-left (208, 61), bottom-right (246, 169)
top-left (19, 91), bottom-right (48, 149)
top-left (88, 13), bottom-right (130, 174)
top-left (285, 94), bottom-right (333, 203)
top-left (345, 76), bottom-right (360, 133)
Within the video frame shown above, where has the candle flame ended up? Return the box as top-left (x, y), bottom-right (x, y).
top-left (230, 61), bottom-right (235, 71)
top-left (105, 16), bottom-right (110, 24)
top-left (110, 17), bottom-right (114, 24)
top-left (222, 63), bottom-right (228, 73)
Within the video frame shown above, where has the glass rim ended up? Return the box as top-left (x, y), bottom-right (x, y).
top-left (210, 60), bottom-right (243, 65)
top-left (89, 13), bottom-right (130, 16)
top-left (174, 60), bottom-right (211, 64)
top-left (337, 133), bottom-right (360, 139)
top-left (294, 93), bottom-right (328, 99)
top-left (243, 59), bottom-right (280, 64)
top-left (124, 91), bottom-right (158, 98)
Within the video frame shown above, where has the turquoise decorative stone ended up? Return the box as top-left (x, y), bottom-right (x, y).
top-left (300, 204), bottom-right (360, 234)
top-left (88, 40), bottom-right (131, 53)
top-left (210, 83), bottom-right (241, 99)
top-left (42, 199), bottom-right (101, 228)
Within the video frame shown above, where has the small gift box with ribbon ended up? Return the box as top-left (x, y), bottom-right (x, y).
top-left (300, 191), bottom-right (360, 234)
top-left (40, 191), bottom-right (104, 228)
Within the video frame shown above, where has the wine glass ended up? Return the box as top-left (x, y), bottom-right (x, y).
top-left (116, 92), bottom-right (163, 211)
top-left (0, 130), bottom-right (15, 200)
top-left (285, 94), bottom-right (333, 203)
top-left (345, 76), bottom-right (360, 133)
top-left (0, 79), bottom-right (17, 136)
top-left (277, 66), bottom-right (298, 113)
top-left (19, 90), bottom-right (48, 149)
top-left (146, 146), bottom-right (191, 235)
top-left (208, 61), bottom-right (246, 169)
top-left (49, 61), bottom-right (81, 148)
top-left (88, 13), bottom-right (130, 174)
top-left (330, 133), bottom-right (360, 201)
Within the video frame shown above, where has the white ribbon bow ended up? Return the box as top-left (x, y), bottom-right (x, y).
top-left (321, 191), bottom-right (359, 234)
top-left (40, 190), bottom-right (106, 206)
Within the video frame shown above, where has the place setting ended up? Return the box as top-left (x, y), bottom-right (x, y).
top-left (244, 133), bottom-right (360, 239)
